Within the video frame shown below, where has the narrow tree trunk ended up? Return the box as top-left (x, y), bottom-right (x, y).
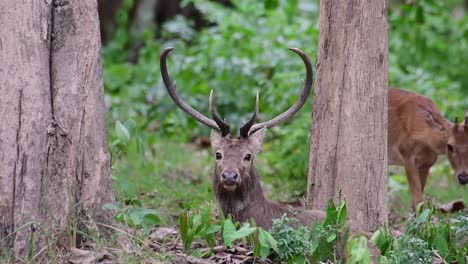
top-left (0, 0), bottom-right (115, 259)
top-left (307, 0), bottom-right (388, 232)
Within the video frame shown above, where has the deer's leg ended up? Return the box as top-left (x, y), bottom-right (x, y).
top-left (403, 158), bottom-right (424, 208)
top-left (418, 166), bottom-right (431, 192)
top-left (415, 152), bottom-right (437, 193)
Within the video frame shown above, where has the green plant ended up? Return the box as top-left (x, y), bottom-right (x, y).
top-left (380, 236), bottom-right (433, 264)
top-left (373, 206), bottom-right (468, 264)
top-left (268, 200), bottom-right (349, 263)
top-left (248, 226), bottom-right (279, 259)
top-left (104, 198), bottom-right (161, 235)
top-left (178, 204), bottom-right (279, 259)
top-left (270, 214), bottom-right (312, 263)
top-left (178, 203), bottom-right (221, 252)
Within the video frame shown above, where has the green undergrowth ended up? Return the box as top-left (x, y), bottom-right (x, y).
top-left (100, 196), bottom-right (467, 263)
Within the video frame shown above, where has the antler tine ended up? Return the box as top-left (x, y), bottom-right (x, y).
top-left (464, 114), bottom-right (468, 133)
top-left (239, 91), bottom-right (259, 138)
top-left (209, 90), bottom-right (231, 137)
top-left (249, 47), bottom-right (313, 135)
top-left (453, 116), bottom-right (459, 134)
top-left (160, 47), bottom-right (221, 132)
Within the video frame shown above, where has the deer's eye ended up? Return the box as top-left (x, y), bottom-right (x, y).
top-left (447, 144), bottom-right (454, 153)
top-left (244, 154), bottom-right (251, 161)
top-left (215, 152), bottom-right (222, 160)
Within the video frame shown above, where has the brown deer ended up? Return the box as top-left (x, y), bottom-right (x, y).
top-left (160, 47), bottom-right (325, 229)
top-left (388, 88), bottom-right (468, 209)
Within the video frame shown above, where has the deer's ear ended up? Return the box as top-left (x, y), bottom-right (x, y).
top-left (250, 126), bottom-right (266, 152)
top-left (210, 130), bottom-right (222, 150)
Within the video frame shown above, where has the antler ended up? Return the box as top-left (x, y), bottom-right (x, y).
top-left (160, 47), bottom-right (230, 135)
top-left (465, 114), bottom-right (468, 133)
top-left (239, 91), bottom-right (259, 138)
top-left (453, 116), bottom-right (459, 135)
top-left (248, 47), bottom-right (314, 136)
top-left (210, 90), bottom-right (231, 136)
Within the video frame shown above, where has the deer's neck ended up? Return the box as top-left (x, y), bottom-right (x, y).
top-left (214, 166), bottom-right (267, 215)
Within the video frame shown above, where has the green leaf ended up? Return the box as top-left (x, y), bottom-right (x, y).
top-left (327, 233), bottom-right (337, 243)
top-left (179, 210), bottom-right (191, 251)
top-left (371, 228), bottom-right (393, 256)
top-left (115, 211), bottom-right (125, 223)
top-left (143, 213), bottom-right (161, 226)
top-left (116, 120), bottom-right (130, 142)
top-left (337, 202), bottom-right (347, 227)
top-left (260, 228), bottom-right (278, 252)
top-left (257, 227), bottom-right (278, 259)
top-left (222, 219), bottom-right (237, 247)
top-left (230, 226), bottom-right (257, 241)
top-left (205, 224), bottom-right (221, 235)
top-left (434, 226), bottom-right (449, 257)
top-left (129, 212), bottom-right (142, 227)
top-left (323, 199), bottom-right (338, 227)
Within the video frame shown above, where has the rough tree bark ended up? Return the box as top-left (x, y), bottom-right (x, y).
top-left (307, 0), bottom-right (388, 231)
top-left (0, 0), bottom-right (115, 259)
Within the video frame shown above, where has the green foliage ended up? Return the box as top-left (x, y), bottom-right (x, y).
top-left (104, 198), bottom-right (161, 235)
top-left (373, 207), bottom-right (468, 264)
top-left (176, 200), bottom-right (349, 262)
top-left (268, 200), bottom-right (349, 263)
top-left (269, 214), bottom-right (312, 263)
top-left (177, 204), bottom-right (278, 259)
top-left (249, 227), bottom-right (279, 259)
top-left (178, 203), bottom-right (220, 251)
top-left (222, 220), bottom-right (256, 247)
top-left (380, 236), bottom-right (433, 264)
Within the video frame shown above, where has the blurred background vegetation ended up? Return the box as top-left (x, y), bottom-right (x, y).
top-left (100, 0), bottom-right (468, 225)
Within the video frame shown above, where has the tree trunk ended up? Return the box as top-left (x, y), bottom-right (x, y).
top-left (307, 0), bottom-right (388, 232)
top-left (0, 0), bottom-right (115, 259)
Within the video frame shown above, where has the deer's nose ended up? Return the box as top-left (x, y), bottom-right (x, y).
top-left (222, 171), bottom-right (239, 186)
top-left (457, 173), bottom-right (468, 185)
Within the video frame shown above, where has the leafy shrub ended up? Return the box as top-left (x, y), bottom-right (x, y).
top-left (270, 214), bottom-right (312, 263)
top-left (268, 200), bottom-right (348, 263)
top-left (379, 236), bottom-right (433, 264)
top-left (373, 206), bottom-right (468, 264)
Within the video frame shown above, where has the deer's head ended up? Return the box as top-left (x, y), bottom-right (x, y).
top-left (160, 47), bottom-right (313, 192)
top-left (447, 115), bottom-right (468, 185)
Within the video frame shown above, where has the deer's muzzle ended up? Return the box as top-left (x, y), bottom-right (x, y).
top-left (458, 173), bottom-right (468, 185)
top-left (222, 171), bottom-right (239, 186)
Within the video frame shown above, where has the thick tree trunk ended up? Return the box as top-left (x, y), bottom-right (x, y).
top-left (307, 0), bottom-right (388, 232)
top-left (0, 0), bottom-right (115, 259)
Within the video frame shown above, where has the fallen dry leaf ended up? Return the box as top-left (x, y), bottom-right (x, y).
top-left (438, 200), bottom-right (465, 213)
top-left (149, 226), bottom-right (178, 241)
top-left (69, 247), bottom-right (112, 264)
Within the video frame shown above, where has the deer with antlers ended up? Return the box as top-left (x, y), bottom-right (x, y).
top-left (160, 47), bottom-right (325, 229)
